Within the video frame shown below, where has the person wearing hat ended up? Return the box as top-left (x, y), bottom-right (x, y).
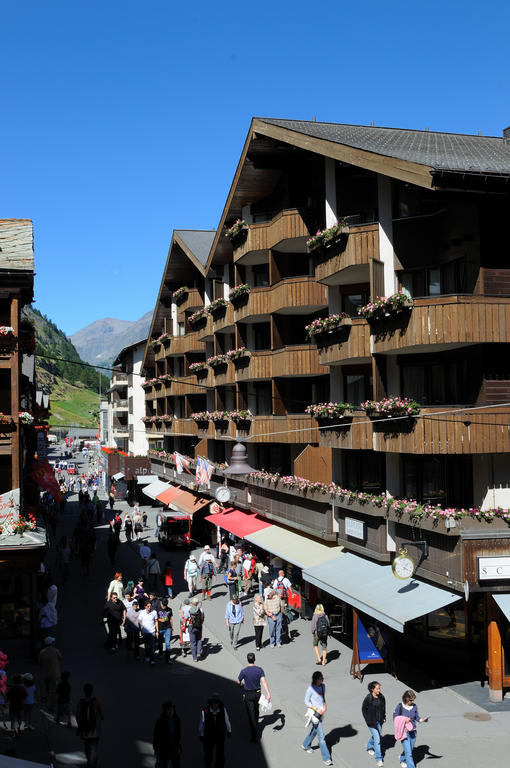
top-left (188, 597), bottom-right (204, 662)
top-left (225, 595), bottom-right (244, 650)
top-left (199, 693), bottom-right (232, 768)
top-left (184, 554), bottom-right (199, 597)
top-left (37, 637), bottom-right (62, 713)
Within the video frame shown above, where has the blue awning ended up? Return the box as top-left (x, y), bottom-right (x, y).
top-left (493, 594), bottom-right (510, 621)
top-left (303, 552), bottom-right (460, 633)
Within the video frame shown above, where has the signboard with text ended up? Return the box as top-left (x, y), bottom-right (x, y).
top-left (478, 556), bottom-right (510, 580)
top-left (0, 488), bottom-right (20, 524)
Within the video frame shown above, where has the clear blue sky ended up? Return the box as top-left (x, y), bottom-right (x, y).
top-left (2, 0), bottom-right (509, 336)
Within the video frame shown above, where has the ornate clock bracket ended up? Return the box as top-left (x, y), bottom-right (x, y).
top-left (401, 539), bottom-right (429, 568)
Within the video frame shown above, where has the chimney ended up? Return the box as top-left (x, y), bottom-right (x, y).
top-left (503, 126), bottom-right (510, 144)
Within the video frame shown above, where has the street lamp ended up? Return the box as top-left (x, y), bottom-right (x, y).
top-left (222, 441), bottom-right (257, 475)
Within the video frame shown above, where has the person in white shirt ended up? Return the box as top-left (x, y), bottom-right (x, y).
top-left (198, 545), bottom-right (217, 568)
top-left (272, 569), bottom-right (291, 597)
top-left (184, 555), bottom-right (199, 597)
top-left (138, 601), bottom-right (159, 665)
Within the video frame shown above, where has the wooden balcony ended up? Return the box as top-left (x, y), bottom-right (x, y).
top-left (176, 287), bottom-right (204, 316)
top-left (212, 303), bottom-right (235, 333)
top-left (315, 318), bottom-right (371, 366)
top-left (272, 345), bottom-right (327, 378)
top-left (233, 286), bottom-right (270, 322)
top-left (233, 209), bottom-right (311, 263)
top-left (196, 316), bottom-right (213, 341)
top-left (210, 363), bottom-right (236, 386)
top-left (169, 418), bottom-right (198, 436)
top-left (372, 295), bottom-right (510, 354)
top-left (235, 351), bottom-right (272, 382)
top-left (170, 375), bottom-right (204, 396)
top-left (166, 332), bottom-right (205, 356)
top-left (241, 414), bottom-right (320, 444)
top-left (372, 405), bottom-right (510, 455)
top-left (317, 412), bottom-right (373, 450)
top-left (270, 277), bottom-right (328, 315)
top-left (314, 223), bottom-right (379, 285)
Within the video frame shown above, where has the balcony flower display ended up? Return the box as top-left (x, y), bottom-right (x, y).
top-left (229, 409), bottom-right (253, 423)
top-left (361, 397), bottom-right (420, 418)
top-left (189, 307), bottom-right (208, 326)
top-left (229, 284), bottom-right (250, 303)
top-left (305, 314), bottom-right (351, 340)
top-left (191, 411), bottom-right (211, 423)
top-left (157, 332), bottom-right (171, 344)
top-left (207, 353), bottom-right (229, 368)
top-left (0, 326), bottom-right (15, 337)
top-left (209, 410), bottom-right (229, 423)
top-left (225, 219), bottom-right (248, 243)
top-left (306, 219), bottom-right (348, 251)
top-left (172, 286), bottom-right (189, 303)
top-left (160, 414), bottom-right (173, 422)
top-left (150, 339), bottom-right (161, 350)
top-left (141, 416), bottom-right (150, 422)
top-left (207, 298), bottom-right (228, 316)
top-left (150, 415), bottom-right (161, 423)
top-left (357, 292), bottom-right (413, 319)
top-left (158, 374), bottom-right (173, 382)
top-left (226, 347), bottom-right (251, 362)
top-left (0, 413), bottom-right (12, 426)
top-left (141, 381), bottom-right (152, 389)
top-left (305, 402), bottom-right (353, 420)
top-left (18, 411), bottom-right (34, 425)
top-left (0, 512), bottom-right (37, 537)
top-left (189, 361), bottom-right (208, 373)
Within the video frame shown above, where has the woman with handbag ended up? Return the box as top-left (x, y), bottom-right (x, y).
top-left (252, 594), bottom-right (266, 650)
top-left (393, 689), bottom-right (428, 768)
top-left (301, 671), bottom-right (332, 765)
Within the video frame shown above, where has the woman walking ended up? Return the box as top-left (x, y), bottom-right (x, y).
top-left (362, 681), bottom-right (386, 767)
top-left (301, 671), bottom-right (332, 765)
top-left (107, 572), bottom-right (124, 601)
top-left (226, 560), bottom-right (238, 600)
top-left (393, 689), bottom-right (428, 768)
top-left (311, 604), bottom-right (330, 666)
top-left (252, 593), bottom-right (266, 650)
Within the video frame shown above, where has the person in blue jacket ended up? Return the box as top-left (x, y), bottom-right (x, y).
top-left (393, 689), bottom-right (428, 768)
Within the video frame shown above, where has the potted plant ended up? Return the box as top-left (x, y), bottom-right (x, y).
top-left (207, 298), bottom-right (228, 317)
top-left (229, 284), bottom-right (251, 304)
top-left (226, 347), bottom-right (252, 363)
top-left (306, 219), bottom-right (349, 252)
top-left (172, 286), bottom-right (189, 304)
top-left (305, 314), bottom-right (352, 340)
top-left (361, 397), bottom-right (420, 418)
top-left (357, 293), bottom-right (413, 320)
top-left (207, 353), bottom-right (229, 369)
top-left (189, 361), bottom-right (208, 375)
top-left (209, 410), bottom-right (229, 425)
top-left (225, 219), bottom-right (248, 244)
top-left (305, 402), bottom-right (354, 421)
top-left (229, 409), bottom-right (253, 429)
top-left (18, 411), bottom-right (34, 425)
top-left (189, 307), bottom-right (208, 327)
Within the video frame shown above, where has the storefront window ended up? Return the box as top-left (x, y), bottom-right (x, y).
top-left (427, 600), bottom-right (465, 641)
top-left (0, 574), bottom-right (31, 638)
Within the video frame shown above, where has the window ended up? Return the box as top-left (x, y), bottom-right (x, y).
top-left (254, 382), bottom-right (272, 415)
top-left (344, 370), bottom-right (372, 406)
top-left (402, 456), bottom-right (472, 507)
top-left (400, 360), bottom-right (467, 405)
top-left (254, 323), bottom-right (271, 350)
top-left (252, 264), bottom-right (269, 287)
top-left (177, 322), bottom-right (185, 337)
top-left (400, 260), bottom-right (466, 298)
top-left (342, 290), bottom-right (370, 317)
top-left (344, 452), bottom-right (385, 494)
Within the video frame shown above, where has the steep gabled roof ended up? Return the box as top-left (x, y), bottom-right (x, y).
top-left (174, 230), bottom-right (215, 270)
top-left (259, 118), bottom-right (510, 176)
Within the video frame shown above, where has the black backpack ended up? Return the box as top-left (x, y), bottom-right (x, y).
top-left (191, 609), bottom-right (202, 629)
top-left (316, 613), bottom-right (329, 641)
top-left (201, 559), bottom-right (214, 576)
top-left (77, 697), bottom-right (97, 735)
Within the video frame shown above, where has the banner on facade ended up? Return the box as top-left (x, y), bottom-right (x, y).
top-left (30, 460), bottom-right (62, 501)
top-left (0, 488), bottom-right (20, 524)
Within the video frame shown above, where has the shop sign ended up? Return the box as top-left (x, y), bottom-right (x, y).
top-left (345, 517), bottom-right (364, 540)
top-left (478, 556), bottom-right (510, 580)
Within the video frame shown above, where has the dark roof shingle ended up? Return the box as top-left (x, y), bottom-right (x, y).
top-left (175, 230), bottom-right (216, 268)
top-left (259, 119), bottom-right (510, 176)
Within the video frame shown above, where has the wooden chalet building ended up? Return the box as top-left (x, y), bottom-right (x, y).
top-left (143, 121), bottom-right (510, 699)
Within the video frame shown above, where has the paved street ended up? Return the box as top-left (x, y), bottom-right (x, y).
top-left (6, 453), bottom-right (510, 767)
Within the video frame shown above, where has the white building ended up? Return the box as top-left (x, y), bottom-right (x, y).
top-left (107, 339), bottom-right (149, 456)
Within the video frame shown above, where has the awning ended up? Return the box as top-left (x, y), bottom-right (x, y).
top-left (167, 490), bottom-right (211, 516)
top-left (112, 472), bottom-right (124, 481)
top-left (303, 552), bottom-right (460, 633)
top-left (142, 480), bottom-right (171, 500)
top-left (156, 485), bottom-right (184, 505)
top-left (493, 594), bottom-right (510, 621)
top-left (205, 508), bottom-right (273, 539)
top-left (136, 475), bottom-right (159, 485)
top-left (245, 525), bottom-right (342, 570)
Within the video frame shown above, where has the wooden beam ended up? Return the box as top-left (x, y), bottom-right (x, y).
top-left (10, 295), bottom-right (20, 490)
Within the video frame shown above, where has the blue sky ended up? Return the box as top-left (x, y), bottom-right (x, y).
top-left (2, 0), bottom-right (509, 336)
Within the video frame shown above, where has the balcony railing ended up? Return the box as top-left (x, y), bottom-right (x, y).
top-left (234, 277), bottom-right (327, 322)
top-left (372, 295), bottom-right (510, 354)
top-left (196, 315), bottom-right (213, 341)
top-left (111, 375), bottom-right (128, 388)
top-left (272, 345), bottom-right (327, 378)
top-left (315, 318), bottom-right (370, 366)
top-left (166, 332), bottom-right (205, 356)
top-left (233, 208), bottom-right (312, 262)
top-left (314, 223), bottom-right (379, 284)
top-left (112, 399), bottom-right (128, 409)
top-left (234, 351), bottom-right (272, 382)
top-left (212, 302), bottom-right (235, 333)
top-left (176, 287), bottom-right (204, 316)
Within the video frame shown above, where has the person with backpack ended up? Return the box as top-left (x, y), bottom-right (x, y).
top-left (312, 604), bottom-right (330, 666)
top-left (188, 597), bottom-right (204, 662)
top-left (392, 689), bottom-right (428, 768)
top-left (199, 553), bottom-right (217, 600)
top-left (362, 680), bottom-right (386, 768)
top-left (272, 569), bottom-right (291, 601)
top-left (76, 683), bottom-right (104, 768)
top-left (199, 693), bottom-right (232, 768)
top-left (184, 554), bottom-right (199, 597)
top-left (225, 595), bottom-right (244, 650)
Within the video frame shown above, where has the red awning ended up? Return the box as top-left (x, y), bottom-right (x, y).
top-left (204, 508), bottom-right (272, 538)
top-left (169, 490), bottom-right (212, 516)
top-left (156, 485), bottom-right (184, 505)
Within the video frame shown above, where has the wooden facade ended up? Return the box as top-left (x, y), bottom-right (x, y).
top-left (314, 224), bottom-right (379, 284)
top-left (233, 208), bottom-right (311, 262)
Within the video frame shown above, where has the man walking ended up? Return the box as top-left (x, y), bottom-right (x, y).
top-left (264, 589), bottom-right (284, 647)
top-left (103, 593), bottom-right (126, 653)
top-left (125, 599), bottom-right (141, 659)
top-left (237, 652), bottom-right (271, 742)
top-left (138, 600), bottom-right (159, 665)
top-left (199, 693), bottom-right (232, 768)
top-left (139, 541), bottom-right (151, 579)
top-left (184, 554), bottom-right (199, 597)
top-left (76, 683), bottom-right (104, 768)
top-left (148, 552), bottom-right (161, 592)
top-left (225, 595), bottom-right (244, 650)
top-left (37, 636), bottom-right (62, 713)
top-left (189, 597), bottom-right (204, 662)
top-left (199, 552), bottom-right (217, 600)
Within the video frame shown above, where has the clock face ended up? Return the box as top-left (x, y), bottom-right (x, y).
top-left (393, 556), bottom-right (415, 580)
top-left (215, 486), bottom-right (231, 504)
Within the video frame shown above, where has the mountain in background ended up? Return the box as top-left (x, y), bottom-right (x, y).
top-left (24, 306), bottom-right (110, 428)
top-left (70, 310), bottom-right (153, 367)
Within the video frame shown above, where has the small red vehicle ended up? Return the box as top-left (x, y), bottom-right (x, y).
top-left (67, 462), bottom-right (76, 475)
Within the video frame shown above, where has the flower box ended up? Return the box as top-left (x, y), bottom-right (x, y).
top-left (207, 298), bottom-right (228, 316)
top-left (306, 220), bottom-right (349, 252)
top-left (157, 332), bottom-right (172, 344)
top-left (209, 410), bottom-right (229, 423)
top-left (305, 402), bottom-right (354, 420)
top-left (0, 326), bottom-right (15, 338)
top-left (189, 307), bottom-right (208, 326)
top-left (358, 293), bottom-right (413, 320)
top-left (229, 409), bottom-right (253, 424)
top-left (191, 411), bottom-right (211, 424)
top-left (172, 286), bottom-right (189, 304)
top-left (150, 340), bottom-right (161, 351)
top-left (305, 314), bottom-right (352, 340)
top-left (18, 411), bottom-right (34, 425)
top-left (226, 347), bottom-right (251, 362)
top-left (229, 284), bottom-right (251, 304)
top-left (207, 354), bottom-right (229, 368)
top-left (189, 361), bottom-right (208, 375)
top-left (361, 397), bottom-right (420, 418)
top-left (225, 219), bottom-right (248, 243)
